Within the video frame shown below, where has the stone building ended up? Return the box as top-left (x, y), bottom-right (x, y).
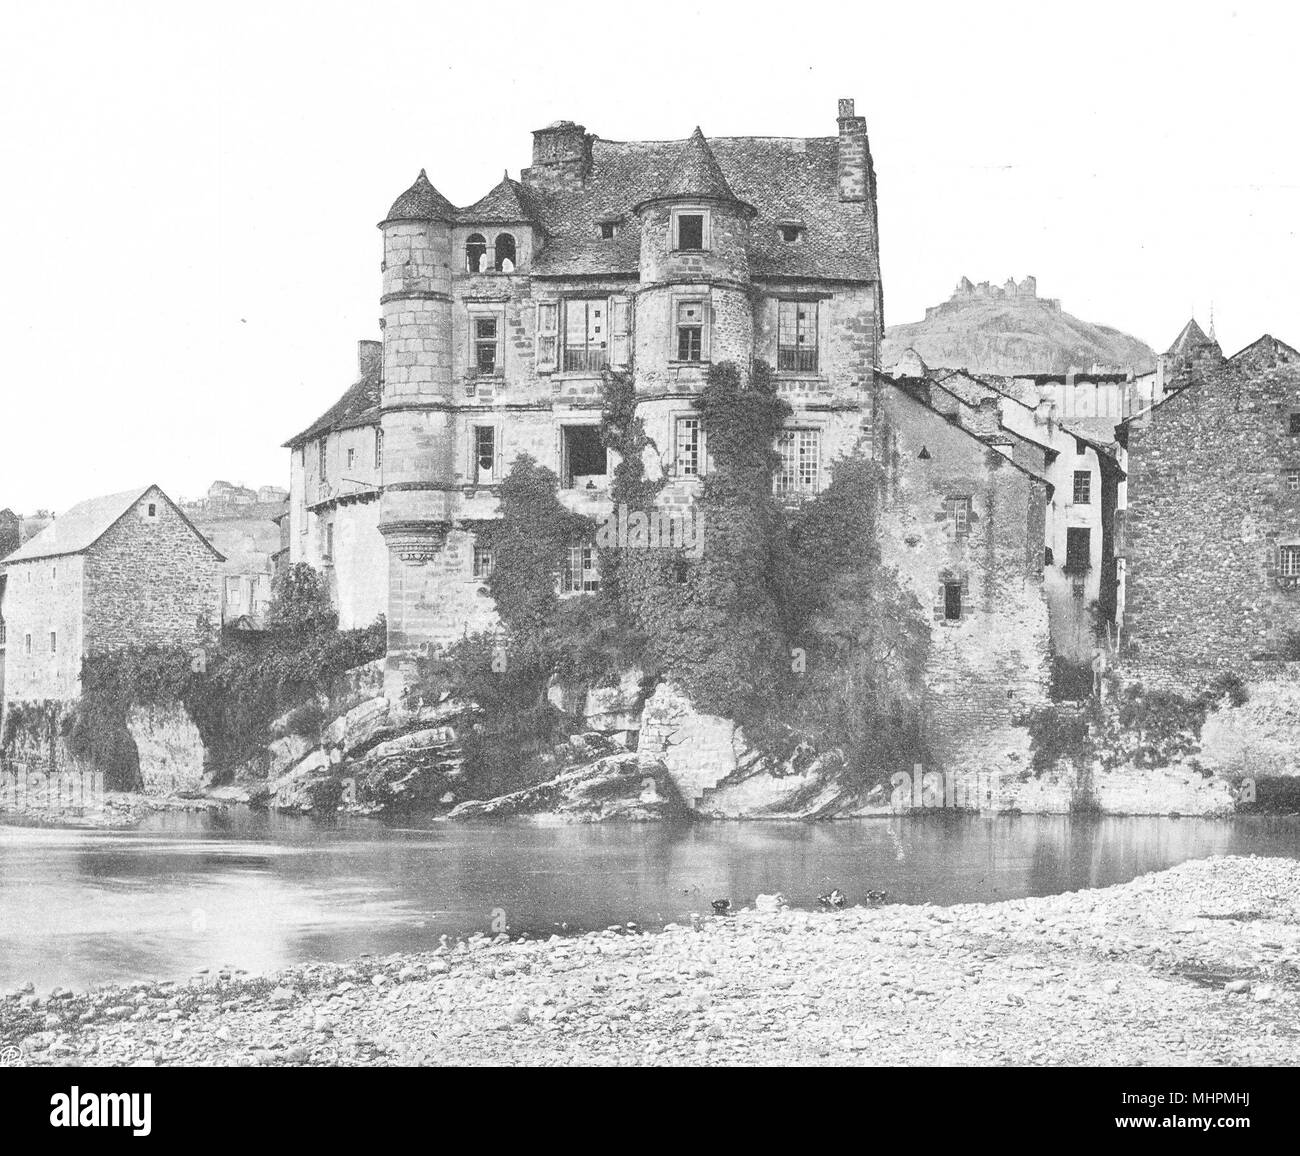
top-left (1120, 332), bottom-right (1300, 683)
top-left (872, 378), bottom-right (1052, 770)
top-left (283, 339), bottom-right (387, 630)
top-left (321, 99), bottom-right (886, 690)
top-left (0, 485), bottom-right (223, 724)
top-left (0, 509), bottom-right (19, 561)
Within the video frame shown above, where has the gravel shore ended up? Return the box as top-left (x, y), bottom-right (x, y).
top-left (5, 854), bottom-right (1299, 1066)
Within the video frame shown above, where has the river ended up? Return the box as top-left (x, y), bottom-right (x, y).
top-left (2, 810), bottom-right (1299, 992)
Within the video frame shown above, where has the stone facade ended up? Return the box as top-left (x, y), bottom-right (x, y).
top-left (1121, 335), bottom-right (1300, 678)
top-left (874, 381), bottom-right (1052, 775)
top-left (0, 485), bottom-right (222, 713)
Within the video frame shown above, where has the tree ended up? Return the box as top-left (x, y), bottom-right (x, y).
top-left (266, 563), bottom-right (337, 634)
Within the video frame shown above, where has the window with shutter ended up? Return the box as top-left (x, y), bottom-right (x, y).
top-left (610, 296), bottom-right (631, 370)
top-left (535, 302), bottom-right (559, 372)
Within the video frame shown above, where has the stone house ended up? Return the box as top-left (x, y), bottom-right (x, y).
top-left (871, 377), bottom-right (1053, 772)
top-left (353, 99), bottom-right (882, 690)
top-left (283, 339), bottom-right (387, 630)
top-left (1119, 333), bottom-right (1300, 684)
top-left (0, 485), bottom-right (223, 726)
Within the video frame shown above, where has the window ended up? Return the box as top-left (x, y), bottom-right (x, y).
top-left (777, 300), bottom-right (819, 372)
top-left (466, 233), bottom-right (487, 273)
top-left (1281, 546), bottom-right (1300, 578)
top-left (474, 316), bottom-right (500, 374)
top-left (473, 426), bottom-right (496, 484)
top-left (775, 429), bottom-right (821, 495)
top-left (1290, 414), bottom-right (1300, 435)
top-left (600, 221), bottom-right (616, 240)
top-left (1075, 437), bottom-right (1088, 456)
top-left (25, 633), bottom-right (32, 655)
top-left (948, 496), bottom-right (971, 537)
top-left (562, 545), bottom-right (601, 593)
top-left (675, 416), bottom-right (705, 477)
top-left (322, 522), bottom-right (334, 561)
top-left (673, 210), bottom-right (706, 251)
top-left (473, 545), bottom-right (495, 580)
top-left (1064, 527), bottom-right (1091, 573)
top-left (1071, 577), bottom-right (1087, 600)
top-left (0, 619), bottom-right (5, 646)
top-left (561, 425), bottom-right (607, 488)
top-left (676, 300), bottom-right (705, 362)
top-left (535, 302), bottom-right (560, 372)
top-left (318, 438), bottom-right (328, 480)
top-left (147, 503), bottom-right (157, 518)
top-left (563, 299), bottom-right (608, 372)
top-left (494, 234), bottom-right (516, 272)
top-left (1073, 470), bottom-right (1092, 504)
top-left (346, 447), bottom-right (356, 470)
top-left (49, 631), bottom-right (56, 654)
top-left (1287, 470), bottom-right (1300, 492)
top-left (943, 582), bottom-right (962, 621)
top-left (779, 224), bottom-right (802, 243)
top-left (375, 428), bottom-right (384, 469)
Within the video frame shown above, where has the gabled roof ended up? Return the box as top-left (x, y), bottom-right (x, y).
top-left (460, 173), bottom-right (540, 224)
top-left (283, 362), bottom-right (381, 449)
top-left (382, 169), bottom-right (457, 224)
top-left (2, 485), bottom-right (225, 565)
top-left (1165, 317), bottom-right (1218, 358)
top-left (1228, 333), bottom-right (1300, 367)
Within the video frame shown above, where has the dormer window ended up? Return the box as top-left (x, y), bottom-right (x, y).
top-left (672, 208), bottom-right (708, 252)
top-left (466, 233), bottom-right (488, 273)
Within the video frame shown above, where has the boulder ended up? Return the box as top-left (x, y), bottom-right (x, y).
top-left (583, 670), bottom-right (649, 733)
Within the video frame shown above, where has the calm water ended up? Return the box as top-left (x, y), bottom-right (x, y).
top-left (2, 810), bottom-right (1299, 992)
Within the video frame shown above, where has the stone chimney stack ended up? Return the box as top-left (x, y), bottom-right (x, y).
top-left (837, 98), bottom-right (870, 203)
top-left (358, 339), bottom-right (382, 378)
top-left (524, 121), bottom-right (591, 192)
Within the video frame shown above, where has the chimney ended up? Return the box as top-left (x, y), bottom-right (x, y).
top-left (524, 120), bottom-right (591, 192)
top-left (358, 339), bottom-right (382, 378)
top-left (837, 98), bottom-right (869, 203)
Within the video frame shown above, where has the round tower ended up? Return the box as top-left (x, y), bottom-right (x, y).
top-left (632, 128), bottom-right (757, 388)
top-left (376, 170), bottom-right (457, 695)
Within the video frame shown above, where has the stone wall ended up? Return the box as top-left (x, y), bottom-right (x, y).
top-left (1123, 343), bottom-right (1300, 676)
top-left (127, 703), bottom-right (206, 795)
top-left (0, 553), bottom-right (86, 703)
top-left (84, 491), bottom-right (221, 653)
top-left (876, 381), bottom-right (1052, 777)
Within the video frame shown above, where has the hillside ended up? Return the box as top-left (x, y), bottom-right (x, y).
top-left (882, 276), bottom-right (1155, 376)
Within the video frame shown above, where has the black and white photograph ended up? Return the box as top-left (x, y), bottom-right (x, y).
top-left (0, 0), bottom-right (1296, 1134)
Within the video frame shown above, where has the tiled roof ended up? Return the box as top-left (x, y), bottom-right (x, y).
top-left (1165, 317), bottom-right (1217, 358)
top-left (2, 485), bottom-right (224, 564)
top-left (383, 170), bottom-right (457, 224)
top-left (633, 128), bottom-right (749, 210)
top-left (283, 364), bottom-right (381, 448)
top-left (460, 174), bottom-right (540, 224)
top-left (524, 134), bottom-right (878, 280)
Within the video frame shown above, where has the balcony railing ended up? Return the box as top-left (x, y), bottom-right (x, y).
top-left (563, 347), bottom-right (608, 373)
top-left (777, 347), bottom-right (819, 373)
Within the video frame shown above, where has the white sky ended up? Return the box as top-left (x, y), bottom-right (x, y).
top-left (2, 0), bottom-right (1297, 512)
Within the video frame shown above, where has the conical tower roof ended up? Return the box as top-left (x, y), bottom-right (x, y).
top-left (381, 169), bottom-right (456, 225)
top-left (633, 127), bottom-right (755, 214)
top-left (1165, 317), bottom-right (1218, 359)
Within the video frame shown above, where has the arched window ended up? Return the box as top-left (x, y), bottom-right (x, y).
top-left (465, 234), bottom-right (487, 273)
top-left (494, 233), bottom-right (517, 272)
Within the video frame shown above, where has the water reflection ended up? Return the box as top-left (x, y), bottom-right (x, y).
top-left (1, 811), bottom-right (1297, 991)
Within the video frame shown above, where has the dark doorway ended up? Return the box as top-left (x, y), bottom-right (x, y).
top-left (943, 582), bottom-right (962, 621)
top-left (562, 426), bottom-right (607, 488)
